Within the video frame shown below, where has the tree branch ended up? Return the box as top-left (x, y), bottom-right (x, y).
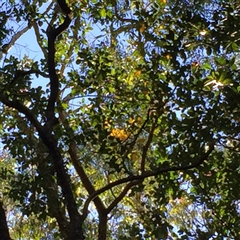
top-left (57, 0), bottom-right (72, 15)
top-left (2, 26), bottom-right (30, 54)
top-left (10, 69), bottom-right (49, 85)
top-left (58, 105), bottom-right (106, 213)
top-left (2, 0), bottom-right (53, 57)
top-left (46, 2), bottom-right (72, 126)
top-left (29, 1), bottom-right (55, 59)
top-left (140, 117), bottom-right (157, 173)
top-left (106, 180), bottom-right (141, 214)
top-left (59, 16), bottom-right (80, 76)
top-left (82, 142), bottom-right (214, 219)
top-left (0, 93), bottom-right (43, 132)
top-left (55, 12), bottom-right (106, 214)
top-left (123, 108), bottom-right (152, 160)
top-left (0, 93), bottom-right (83, 239)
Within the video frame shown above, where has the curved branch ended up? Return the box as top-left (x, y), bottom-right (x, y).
top-left (58, 105), bottom-right (106, 213)
top-left (2, 26), bottom-right (30, 54)
top-left (0, 93), bottom-right (43, 132)
top-left (55, 12), bottom-right (106, 214)
top-left (0, 93), bottom-right (83, 239)
top-left (46, 3), bottom-right (72, 125)
top-left (32, 21), bottom-right (48, 58)
top-left (2, 0), bottom-right (54, 55)
top-left (82, 142), bottom-right (214, 219)
top-left (10, 69), bottom-right (49, 85)
top-left (106, 180), bottom-right (141, 214)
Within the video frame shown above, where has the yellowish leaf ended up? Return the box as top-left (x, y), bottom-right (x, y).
top-left (128, 118), bottom-right (135, 124)
top-left (110, 128), bottom-right (129, 141)
top-left (130, 151), bottom-right (140, 161)
top-left (140, 23), bottom-right (145, 33)
top-left (134, 70), bottom-right (141, 77)
top-left (137, 138), bottom-right (146, 145)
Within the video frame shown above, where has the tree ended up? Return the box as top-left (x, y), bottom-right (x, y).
top-left (1, 0), bottom-right (240, 239)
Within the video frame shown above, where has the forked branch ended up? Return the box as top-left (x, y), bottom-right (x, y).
top-left (82, 142), bottom-right (214, 219)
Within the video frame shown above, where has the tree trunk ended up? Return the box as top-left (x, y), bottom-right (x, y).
top-left (98, 213), bottom-right (107, 240)
top-left (68, 224), bottom-right (85, 240)
top-left (0, 201), bottom-right (11, 240)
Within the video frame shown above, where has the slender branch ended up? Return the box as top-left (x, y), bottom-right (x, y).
top-left (2, 26), bottom-right (30, 54)
top-left (2, 1), bottom-right (53, 58)
top-left (139, 102), bottom-right (166, 173)
top-left (19, 69), bottom-right (48, 78)
top-left (112, 24), bottom-right (139, 38)
top-left (0, 93), bottom-right (43, 133)
top-left (123, 108), bottom-right (152, 160)
top-left (58, 105), bottom-right (106, 213)
top-left (10, 69), bottom-right (49, 85)
top-left (31, 1), bottom-right (55, 58)
top-left (55, 12), bottom-right (106, 214)
top-left (140, 118), bottom-right (157, 173)
top-left (59, 16), bottom-right (80, 76)
top-left (32, 21), bottom-right (48, 57)
top-left (82, 142), bottom-right (214, 219)
top-left (106, 180), bottom-right (141, 214)
top-left (114, 5), bottom-right (138, 23)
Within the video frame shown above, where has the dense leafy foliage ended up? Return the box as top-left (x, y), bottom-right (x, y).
top-left (1, 0), bottom-right (240, 239)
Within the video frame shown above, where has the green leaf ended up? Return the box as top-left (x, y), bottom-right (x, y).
top-left (202, 62), bottom-right (212, 70)
top-left (231, 42), bottom-right (238, 51)
top-left (100, 8), bottom-right (106, 18)
top-left (215, 56), bottom-right (227, 66)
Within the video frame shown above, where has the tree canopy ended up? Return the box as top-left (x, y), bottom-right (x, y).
top-left (1, 0), bottom-right (240, 239)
